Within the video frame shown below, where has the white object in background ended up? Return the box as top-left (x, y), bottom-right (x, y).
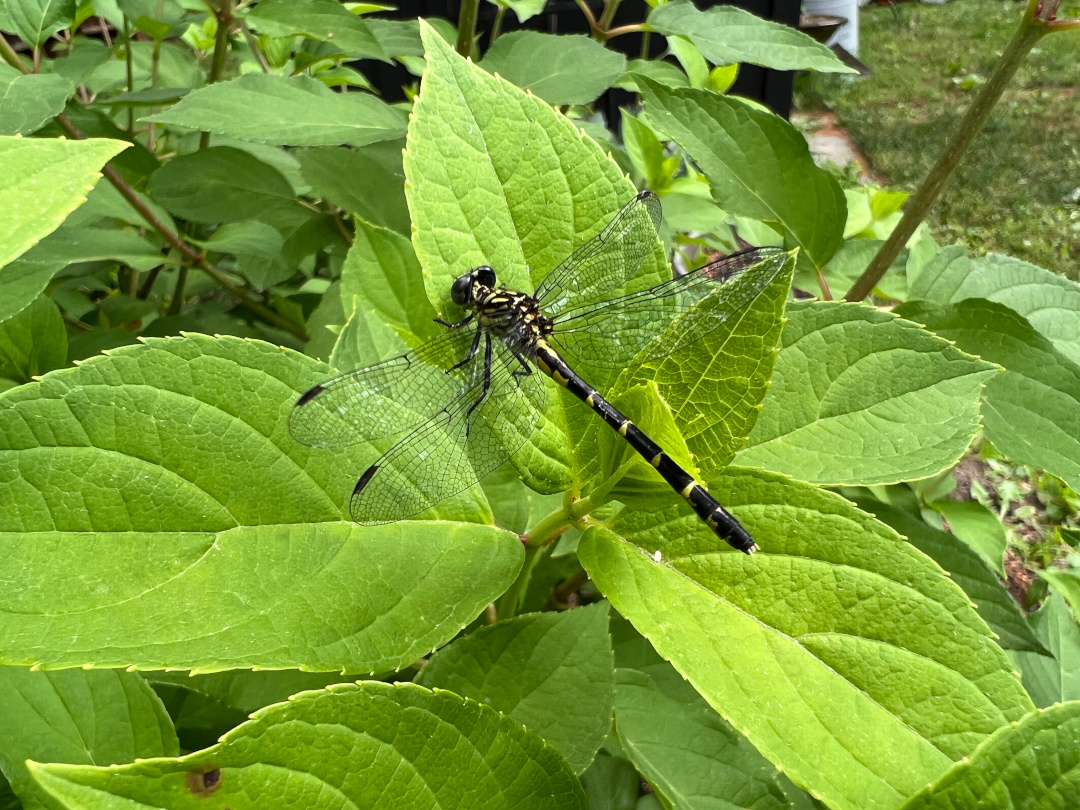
top-left (802, 0), bottom-right (860, 56)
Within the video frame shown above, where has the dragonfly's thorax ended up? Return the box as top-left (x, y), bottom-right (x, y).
top-left (473, 286), bottom-right (553, 342)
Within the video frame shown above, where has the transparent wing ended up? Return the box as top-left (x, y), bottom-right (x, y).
top-left (534, 191), bottom-right (663, 316)
top-left (288, 326), bottom-right (482, 450)
top-left (350, 337), bottom-right (546, 524)
top-left (550, 248), bottom-right (788, 369)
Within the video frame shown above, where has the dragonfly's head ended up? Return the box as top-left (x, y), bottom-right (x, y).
top-left (451, 265), bottom-right (497, 307)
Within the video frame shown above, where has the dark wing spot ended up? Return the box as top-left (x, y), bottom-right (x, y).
top-left (296, 384), bottom-right (325, 406)
top-left (353, 464), bottom-right (379, 496)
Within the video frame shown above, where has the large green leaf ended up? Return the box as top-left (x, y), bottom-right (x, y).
top-left (404, 21), bottom-right (657, 492)
top-left (611, 617), bottom-right (808, 809)
top-left (297, 140), bottom-right (410, 234)
top-left (0, 668), bottom-right (177, 809)
top-left (0, 334), bottom-right (522, 671)
top-left (479, 32), bottom-right (626, 106)
top-left (604, 253), bottom-right (792, 485)
top-left (416, 602), bottom-right (614, 774)
top-left (0, 257), bottom-right (64, 324)
top-left (29, 682), bottom-right (586, 809)
top-left (0, 135), bottom-right (129, 269)
top-left (0, 66), bottom-right (72, 135)
top-left (244, 0), bottom-right (387, 61)
top-left (0, 294), bottom-right (65, 384)
top-left (737, 302), bottom-right (998, 485)
top-left (900, 702), bottom-right (1080, 809)
top-left (1, 0), bottom-right (75, 46)
top-left (638, 77), bottom-right (845, 270)
top-left (909, 248), bottom-right (1080, 366)
top-left (648, 0), bottom-right (854, 74)
top-left (898, 299), bottom-right (1080, 492)
top-left (147, 669), bottom-right (351, 713)
top-left (582, 467), bottom-right (1033, 810)
top-left (1011, 593), bottom-right (1080, 709)
top-left (854, 497), bottom-right (1048, 655)
top-left (146, 74), bottom-right (406, 148)
top-left (147, 145), bottom-right (296, 223)
top-left (13, 224), bottom-right (168, 272)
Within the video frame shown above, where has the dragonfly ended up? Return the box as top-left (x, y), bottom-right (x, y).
top-left (289, 191), bottom-right (786, 554)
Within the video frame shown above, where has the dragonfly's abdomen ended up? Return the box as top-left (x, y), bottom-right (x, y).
top-left (532, 339), bottom-right (757, 554)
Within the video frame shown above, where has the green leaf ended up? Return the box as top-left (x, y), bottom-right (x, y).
top-left (900, 702), bottom-right (1080, 810)
top-left (416, 602), bottom-right (615, 774)
top-left (146, 74), bottom-right (407, 148)
top-left (1042, 570), bottom-right (1080, 621)
top-left (145, 670), bottom-right (352, 713)
top-left (648, 0), bottom-right (855, 74)
top-left (28, 682), bottom-right (587, 809)
top-left (0, 66), bottom-right (73, 135)
top-left (297, 140), bottom-right (410, 234)
top-left (244, 0), bottom-right (387, 60)
top-left (0, 257), bottom-right (63, 325)
top-left (479, 32), bottom-right (626, 106)
top-left (854, 497), bottom-right (1048, 656)
top-left (620, 110), bottom-right (673, 193)
top-left (100, 86), bottom-right (190, 107)
top-left (665, 35), bottom-right (709, 89)
top-left (488, 0), bottom-right (548, 24)
top-left (15, 224), bottom-right (168, 271)
top-left (148, 145), bottom-right (295, 223)
top-left (611, 617), bottom-right (807, 809)
top-left (1010, 593), bottom-right (1080, 708)
top-left (199, 221), bottom-right (283, 258)
top-left (932, 498), bottom-right (1008, 575)
top-left (1, 0), bottom-right (75, 46)
top-left (578, 752), bottom-right (639, 810)
top-left (367, 18), bottom-right (424, 58)
top-left (607, 253), bottom-right (792, 484)
top-left (639, 77), bottom-right (846, 270)
top-left (0, 335), bottom-right (523, 671)
top-left (737, 302), bottom-right (998, 485)
top-left (405, 20), bottom-right (659, 492)
top-left (584, 467), bottom-right (1033, 810)
top-left (332, 218), bottom-right (439, 370)
top-left (897, 298), bottom-right (1080, 492)
top-left (616, 59), bottom-right (690, 93)
top-left (0, 668), bottom-right (178, 809)
top-left (909, 248), bottom-right (1080, 366)
top-left (0, 135), bottom-right (129, 268)
top-left (0, 294), bottom-right (65, 383)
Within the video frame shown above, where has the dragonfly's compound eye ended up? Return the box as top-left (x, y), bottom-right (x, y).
top-left (451, 274), bottom-right (473, 306)
top-left (474, 265), bottom-right (496, 288)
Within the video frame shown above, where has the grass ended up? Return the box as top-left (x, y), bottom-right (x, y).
top-left (801, 0), bottom-right (1080, 280)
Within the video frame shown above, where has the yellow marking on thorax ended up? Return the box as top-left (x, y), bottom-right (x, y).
top-left (553, 370), bottom-right (569, 387)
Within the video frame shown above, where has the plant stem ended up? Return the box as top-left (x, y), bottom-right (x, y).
top-left (815, 268), bottom-right (834, 301)
top-left (844, 10), bottom-right (1049, 302)
top-left (0, 35), bottom-right (24, 70)
top-left (490, 5), bottom-right (507, 43)
top-left (239, 21), bottom-right (271, 72)
top-left (597, 0), bottom-right (623, 33)
top-left (455, 0), bottom-right (480, 57)
top-left (639, 29), bottom-right (652, 60)
top-left (572, 0), bottom-right (599, 35)
top-left (526, 506), bottom-right (573, 549)
top-left (124, 16), bottom-right (135, 134)
top-left (602, 23), bottom-right (645, 41)
top-left (496, 545), bottom-right (540, 618)
top-left (99, 17), bottom-right (113, 48)
top-left (200, 0), bottom-right (234, 149)
top-left (167, 265), bottom-right (189, 314)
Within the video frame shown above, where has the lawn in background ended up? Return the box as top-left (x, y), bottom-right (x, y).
top-left (802, 0), bottom-right (1079, 280)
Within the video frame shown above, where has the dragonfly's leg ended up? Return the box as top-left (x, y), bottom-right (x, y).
top-left (434, 314), bottom-right (474, 329)
top-left (447, 325), bottom-right (483, 373)
top-left (464, 334), bottom-right (493, 437)
top-left (508, 347), bottom-right (534, 382)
